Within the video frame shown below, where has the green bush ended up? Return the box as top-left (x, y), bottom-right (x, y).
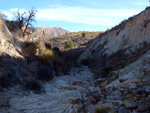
top-left (64, 40), bottom-right (74, 49)
top-left (82, 32), bottom-right (85, 37)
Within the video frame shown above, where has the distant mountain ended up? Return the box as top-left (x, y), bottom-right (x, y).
top-left (32, 27), bottom-right (69, 39)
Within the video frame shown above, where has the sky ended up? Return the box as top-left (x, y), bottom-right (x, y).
top-left (0, 0), bottom-right (149, 32)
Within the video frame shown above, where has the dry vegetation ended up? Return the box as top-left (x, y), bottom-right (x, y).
top-left (50, 31), bottom-right (102, 50)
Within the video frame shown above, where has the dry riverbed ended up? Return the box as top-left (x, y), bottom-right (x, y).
top-left (0, 66), bottom-right (99, 113)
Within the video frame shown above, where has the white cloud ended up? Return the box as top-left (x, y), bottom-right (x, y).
top-left (36, 5), bottom-right (140, 26)
top-left (1, 5), bottom-right (141, 26)
top-left (1, 8), bottom-right (29, 20)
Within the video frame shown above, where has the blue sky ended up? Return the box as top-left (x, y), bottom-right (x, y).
top-left (0, 0), bottom-right (149, 32)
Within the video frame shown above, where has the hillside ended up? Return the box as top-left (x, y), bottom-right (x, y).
top-left (50, 31), bottom-right (102, 49)
top-left (78, 7), bottom-right (150, 112)
top-left (79, 7), bottom-right (150, 72)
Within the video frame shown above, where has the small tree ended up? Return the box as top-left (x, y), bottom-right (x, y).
top-left (65, 40), bottom-right (74, 49)
top-left (15, 8), bottom-right (37, 36)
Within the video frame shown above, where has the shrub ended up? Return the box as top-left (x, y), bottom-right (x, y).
top-left (45, 43), bottom-right (51, 49)
top-left (25, 78), bottom-right (42, 90)
top-left (64, 40), bottom-right (74, 49)
top-left (23, 42), bottom-right (37, 57)
top-left (81, 58), bottom-right (89, 66)
top-left (82, 32), bottom-right (85, 37)
top-left (81, 58), bottom-right (94, 66)
top-left (0, 77), bottom-right (9, 88)
top-left (52, 47), bottom-right (62, 56)
top-left (40, 49), bottom-right (53, 59)
top-left (39, 49), bottom-right (54, 65)
top-left (102, 66), bottom-right (113, 76)
top-left (106, 28), bottom-right (110, 32)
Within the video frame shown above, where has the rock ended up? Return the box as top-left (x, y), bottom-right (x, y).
top-left (145, 86), bottom-right (150, 93)
top-left (77, 69), bottom-right (84, 73)
top-left (0, 101), bottom-right (2, 107)
top-left (68, 109), bottom-right (74, 113)
top-left (123, 100), bottom-right (137, 109)
top-left (112, 102), bottom-right (120, 106)
top-left (68, 86), bottom-right (77, 90)
top-left (86, 79), bottom-right (91, 82)
top-left (0, 99), bottom-right (10, 108)
top-left (95, 104), bottom-right (116, 113)
top-left (99, 80), bottom-right (108, 88)
top-left (137, 81), bottom-right (144, 87)
top-left (60, 86), bottom-right (67, 89)
top-left (20, 109), bottom-right (25, 112)
top-left (60, 86), bottom-right (77, 90)
top-left (121, 85), bottom-right (130, 90)
top-left (111, 90), bottom-right (121, 96)
top-left (72, 81), bottom-right (82, 85)
top-left (111, 71), bottom-right (119, 78)
top-left (123, 93), bottom-right (137, 101)
top-left (148, 95), bottom-right (150, 100)
top-left (137, 88), bottom-right (144, 95)
top-left (119, 79), bottom-right (125, 83)
top-left (24, 77), bottom-right (42, 90)
top-left (69, 98), bottom-right (80, 104)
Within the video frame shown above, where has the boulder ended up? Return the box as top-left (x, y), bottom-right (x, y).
top-left (69, 98), bottom-right (80, 104)
top-left (99, 80), bottom-right (108, 88)
top-left (68, 86), bottom-right (77, 90)
top-left (72, 81), bottom-right (82, 85)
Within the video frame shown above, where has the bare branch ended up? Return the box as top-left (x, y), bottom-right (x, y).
top-left (14, 8), bottom-right (37, 37)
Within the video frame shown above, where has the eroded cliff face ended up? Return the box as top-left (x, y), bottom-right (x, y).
top-left (77, 7), bottom-right (150, 113)
top-left (0, 19), bottom-right (52, 90)
top-left (79, 7), bottom-right (150, 61)
top-left (0, 19), bottom-right (22, 57)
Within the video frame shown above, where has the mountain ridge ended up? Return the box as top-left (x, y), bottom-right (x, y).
top-left (32, 27), bottom-right (69, 39)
